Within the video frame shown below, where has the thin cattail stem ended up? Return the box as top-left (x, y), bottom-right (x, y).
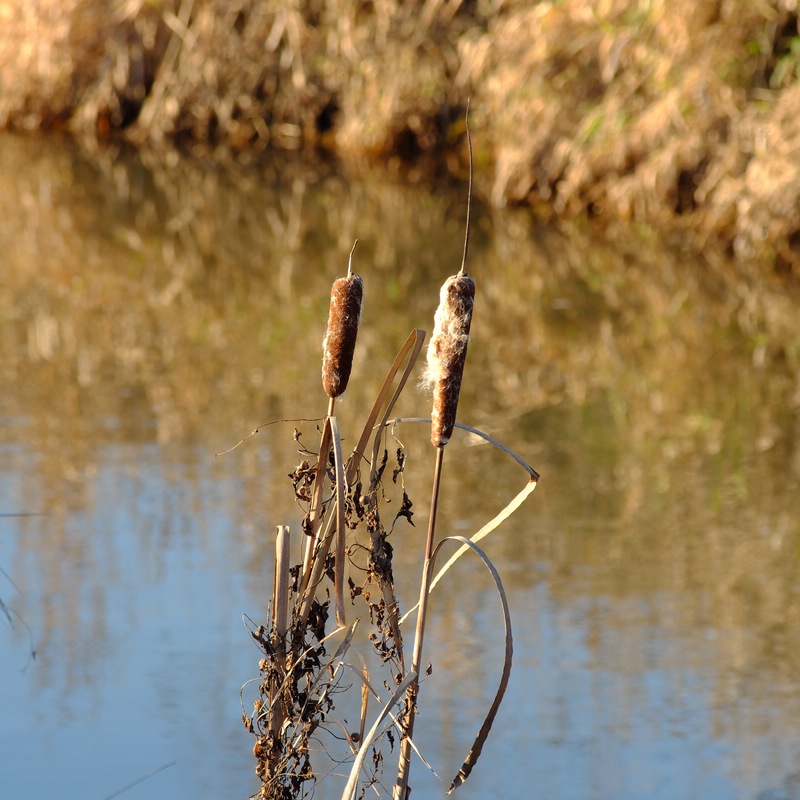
top-left (297, 418), bottom-right (334, 618)
top-left (347, 238), bottom-right (357, 277)
top-left (396, 103), bottom-right (477, 798)
top-left (273, 526), bottom-right (291, 644)
top-left (393, 444), bottom-right (444, 800)
top-left (459, 101), bottom-right (472, 278)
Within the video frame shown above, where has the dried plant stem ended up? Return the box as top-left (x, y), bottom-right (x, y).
top-left (297, 416), bottom-right (346, 629)
top-left (269, 525), bottom-right (291, 740)
top-left (343, 671), bottom-right (419, 800)
top-left (348, 329), bottom-right (425, 483)
top-left (459, 99), bottom-right (472, 278)
top-left (393, 444), bottom-right (445, 800)
top-left (394, 105), bottom-right (477, 798)
top-left (298, 418), bottom-right (335, 595)
top-left (436, 536), bottom-right (513, 794)
top-left (273, 527), bottom-right (291, 643)
top-left (380, 582), bottom-right (405, 674)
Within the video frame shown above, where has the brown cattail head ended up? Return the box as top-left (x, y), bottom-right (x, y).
top-left (425, 271), bottom-right (476, 447)
top-left (322, 262), bottom-right (363, 399)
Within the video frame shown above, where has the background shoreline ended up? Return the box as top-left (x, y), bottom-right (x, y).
top-left (1, 0), bottom-right (798, 272)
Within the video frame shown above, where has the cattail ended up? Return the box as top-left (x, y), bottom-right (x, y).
top-left (425, 270), bottom-right (476, 447)
top-left (424, 102), bottom-right (476, 448)
top-left (322, 241), bottom-right (363, 400)
top-left (395, 105), bottom-right (475, 800)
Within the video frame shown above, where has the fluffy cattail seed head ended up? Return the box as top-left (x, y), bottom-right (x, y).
top-left (425, 271), bottom-right (475, 447)
top-left (322, 264), bottom-right (363, 399)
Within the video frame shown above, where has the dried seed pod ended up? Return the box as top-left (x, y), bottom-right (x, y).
top-left (425, 271), bottom-right (475, 447)
top-left (322, 246), bottom-right (363, 399)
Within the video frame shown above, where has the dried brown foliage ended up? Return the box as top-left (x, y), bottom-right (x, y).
top-left (465, 0), bottom-right (800, 271)
top-left (2, 0), bottom-right (799, 268)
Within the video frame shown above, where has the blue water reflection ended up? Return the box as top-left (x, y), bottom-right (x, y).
top-left (1, 446), bottom-right (259, 798)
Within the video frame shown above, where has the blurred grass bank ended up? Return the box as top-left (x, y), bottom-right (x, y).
top-left (1, 0), bottom-right (798, 271)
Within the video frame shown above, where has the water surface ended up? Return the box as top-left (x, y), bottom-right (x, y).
top-left (1, 134), bottom-right (799, 800)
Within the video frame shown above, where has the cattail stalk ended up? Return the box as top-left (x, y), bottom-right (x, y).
top-left (322, 240), bottom-right (363, 407)
top-left (393, 445), bottom-right (445, 800)
top-left (395, 104), bottom-right (475, 800)
top-left (423, 99), bottom-right (475, 446)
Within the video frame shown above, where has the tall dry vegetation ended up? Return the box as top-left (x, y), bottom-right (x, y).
top-left (1, 0), bottom-right (799, 269)
top-left (245, 139), bottom-right (537, 795)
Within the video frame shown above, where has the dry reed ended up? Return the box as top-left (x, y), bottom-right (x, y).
top-left (393, 108), bottom-right (477, 799)
top-left (245, 117), bottom-right (538, 800)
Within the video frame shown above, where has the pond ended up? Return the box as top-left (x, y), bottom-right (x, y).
top-left (1, 133), bottom-right (799, 800)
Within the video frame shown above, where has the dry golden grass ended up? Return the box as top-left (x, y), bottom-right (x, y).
top-left (1, 1), bottom-right (799, 269)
